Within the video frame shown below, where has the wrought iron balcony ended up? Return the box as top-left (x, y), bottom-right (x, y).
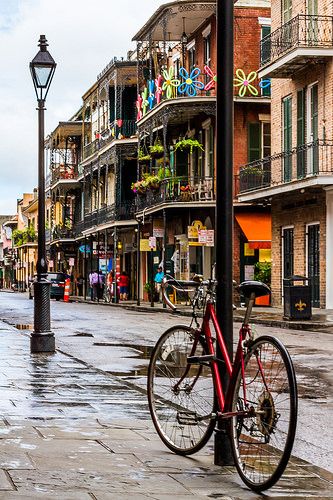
top-left (260, 15), bottom-right (333, 78)
top-left (73, 201), bottom-right (135, 237)
top-left (83, 120), bottom-right (137, 160)
top-left (135, 176), bottom-right (215, 211)
top-left (239, 140), bottom-right (333, 195)
top-left (50, 163), bottom-right (79, 185)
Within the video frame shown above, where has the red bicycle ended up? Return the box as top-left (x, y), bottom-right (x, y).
top-left (147, 277), bottom-right (297, 492)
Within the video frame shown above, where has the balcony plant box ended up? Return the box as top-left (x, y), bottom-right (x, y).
top-left (253, 261), bottom-right (271, 306)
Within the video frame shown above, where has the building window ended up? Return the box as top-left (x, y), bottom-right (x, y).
top-left (248, 123), bottom-right (261, 162)
top-left (204, 34), bottom-right (211, 84)
top-left (188, 45), bottom-right (196, 71)
top-left (260, 25), bottom-right (271, 69)
top-left (282, 0), bottom-right (292, 24)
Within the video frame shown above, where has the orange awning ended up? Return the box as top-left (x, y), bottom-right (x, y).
top-left (235, 213), bottom-right (271, 249)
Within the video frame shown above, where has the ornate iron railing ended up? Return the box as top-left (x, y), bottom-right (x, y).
top-left (239, 140), bottom-right (333, 194)
top-left (82, 120), bottom-right (137, 160)
top-left (50, 163), bottom-right (79, 184)
top-left (261, 14), bottom-right (333, 67)
top-left (73, 201), bottom-right (135, 237)
top-left (135, 176), bottom-right (215, 211)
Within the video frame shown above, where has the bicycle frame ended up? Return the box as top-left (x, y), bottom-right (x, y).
top-left (193, 296), bottom-right (256, 419)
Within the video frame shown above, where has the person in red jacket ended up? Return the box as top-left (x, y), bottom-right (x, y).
top-left (118, 271), bottom-right (130, 300)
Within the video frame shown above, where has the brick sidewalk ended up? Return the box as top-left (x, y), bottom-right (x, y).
top-left (0, 321), bottom-right (332, 498)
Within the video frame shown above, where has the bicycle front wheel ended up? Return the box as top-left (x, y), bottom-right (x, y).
top-left (230, 335), bottom-right (297, 492)
top-left (148, 325), bottom-right (215, 455)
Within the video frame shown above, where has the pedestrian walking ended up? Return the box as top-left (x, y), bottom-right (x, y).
top-left (118, 271), bottom-right (130, 301)
top-left (89, 270), bottom-right (99, 301)
top-left (154, 266), bottom-right (164, 302)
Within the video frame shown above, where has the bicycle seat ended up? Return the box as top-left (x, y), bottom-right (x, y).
top-left (238, 280), bottom-right (270, 298)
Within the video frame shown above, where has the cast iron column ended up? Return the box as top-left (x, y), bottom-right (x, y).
top-left (214, 0), bottom-right (234, 465)
top-left (31, 99), bottom-right (55, 353)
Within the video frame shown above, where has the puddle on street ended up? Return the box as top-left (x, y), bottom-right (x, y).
top-left (93, 342), bottom-right (153, 359)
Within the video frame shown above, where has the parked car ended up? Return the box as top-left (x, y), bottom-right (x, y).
top-left (29, 272), bottom-right (68, 300)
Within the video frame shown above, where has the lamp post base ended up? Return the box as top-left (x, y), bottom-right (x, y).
top-left (214, 427), bottom-right (234, 466)
top-left (30, 332), bottom-right (55, 353)
top-left (32, 278), bottom-right (55, 353)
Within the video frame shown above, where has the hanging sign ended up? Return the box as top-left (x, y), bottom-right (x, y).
top-left (69, 257), bottom-right (75, 267)
top-left (198, 229), bottom-right (207, 244)
top-left (153, 219), bottom-right (164, 238)
top-left (206, 230), bottom-right (215, 247)
top-left (149, 236), bottom-right (156, 249)
top-left (140, 239), bottom-right (151, 252)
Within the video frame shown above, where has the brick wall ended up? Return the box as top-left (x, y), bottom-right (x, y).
top-left (271, 190), bottom-right (326, 306)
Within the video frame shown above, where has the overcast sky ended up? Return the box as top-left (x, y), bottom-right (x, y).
top-left (0, 0), bottom-right (164, 214)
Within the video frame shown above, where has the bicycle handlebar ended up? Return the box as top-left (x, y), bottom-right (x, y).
top-left (161, 277), bottom-right (217, 311)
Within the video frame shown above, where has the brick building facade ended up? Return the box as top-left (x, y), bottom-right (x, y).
top-left (239, 0), bottom-right (333, 307)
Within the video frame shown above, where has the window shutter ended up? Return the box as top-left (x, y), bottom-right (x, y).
top-left (248, 123), bottom-right (261, 163)
top-left (297, 89), bottom-right (305, 178)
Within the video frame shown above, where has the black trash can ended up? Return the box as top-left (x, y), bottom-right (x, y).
top-left (283, 276), bottom-right (312, 320)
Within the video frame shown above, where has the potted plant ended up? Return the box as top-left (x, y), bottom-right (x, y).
top-left (131, 179), bottom-right (148, 195)
top-left (253, 261), bottom-right (271, 306)
top-left (146, 175), bottom-right (161, 191)
top-left (144, 282), bottom-right (157, 302)
top-left (138, 148), bottom-right (151, 164)
top-left (149, 139), bottom-right (164, 159)
top-left (174, 138), bottom-right (204, 154)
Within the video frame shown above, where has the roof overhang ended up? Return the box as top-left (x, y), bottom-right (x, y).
top-left (132, 0), bottom-right (216, 42)
top-left (48, 121), bottom-right (83, 149)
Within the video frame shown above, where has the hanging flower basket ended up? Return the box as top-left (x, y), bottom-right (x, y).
top-left (174, 138), bottom-right (204, 154)
top-left (149, 140), bottom-right (164, 159)
top-left (138, 148), bottom-right (151, 164)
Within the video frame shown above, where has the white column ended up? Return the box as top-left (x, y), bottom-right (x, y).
top-left (325, 188), bottom-right (333, 308)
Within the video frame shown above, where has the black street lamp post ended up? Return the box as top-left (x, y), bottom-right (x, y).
top-left (29, 35), bottom-right (56, 353)
top-left (214, 1), bottom-right (234, 465)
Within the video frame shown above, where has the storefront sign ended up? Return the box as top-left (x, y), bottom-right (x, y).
top-left (140, 239), bottom-right (152, 252)
top-left (206, 230), bottom-right (214, 247)
top-left (49, 260), bottom-right (54, 268)
top-left (187, 225), bottom-right (199, 238)
top-left (244, 243), bottom-right (255, 256)
top-left (259, 249), bottom-right (271, 262)
top-left (153, 219), bottom-right (164, 238)
top-left (68, 257), bottom-right (75, 267)
top-left (149, 236), bottom-right (156, 249)
top-left (198, 229), bottom-right (207, 244)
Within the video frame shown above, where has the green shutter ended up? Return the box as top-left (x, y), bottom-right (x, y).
top-left (248, 123), bottom-right (261, 162)
top-left (283, 96), bottom-right (292, 181)
top-left (311, 84), bottom-right (319, 173)
top-left (297, 89), bottom-right (305, 178)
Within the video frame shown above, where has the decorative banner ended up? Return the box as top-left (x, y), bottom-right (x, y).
top-left (148, 79), bottom-right (155, 109)
top-left (162, 66), bottom-right (180, 99)
top-left (141, 87), bottom-right (149, 116)
top-left (204, 65), bottom-right (217, 91)
top-left (155, 74), bottom-right (163, 104)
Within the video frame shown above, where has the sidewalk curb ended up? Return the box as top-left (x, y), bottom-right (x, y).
top-left (68, 296), bottom-right (333, 333)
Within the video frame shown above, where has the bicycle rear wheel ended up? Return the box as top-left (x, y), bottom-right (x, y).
top-left (148, 325), bottom-right (215, 455)
top-left (230, 335), bottom-right (297, 492)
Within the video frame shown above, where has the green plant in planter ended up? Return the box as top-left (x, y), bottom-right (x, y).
top-left (138, 148), bottom-right (152, 163)
top-left (174, 138), bottom-right (204, 154)
top-left (253, 261), bottom-right (272, 286)
top-left (149, 142), bottom-right (164, 158)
